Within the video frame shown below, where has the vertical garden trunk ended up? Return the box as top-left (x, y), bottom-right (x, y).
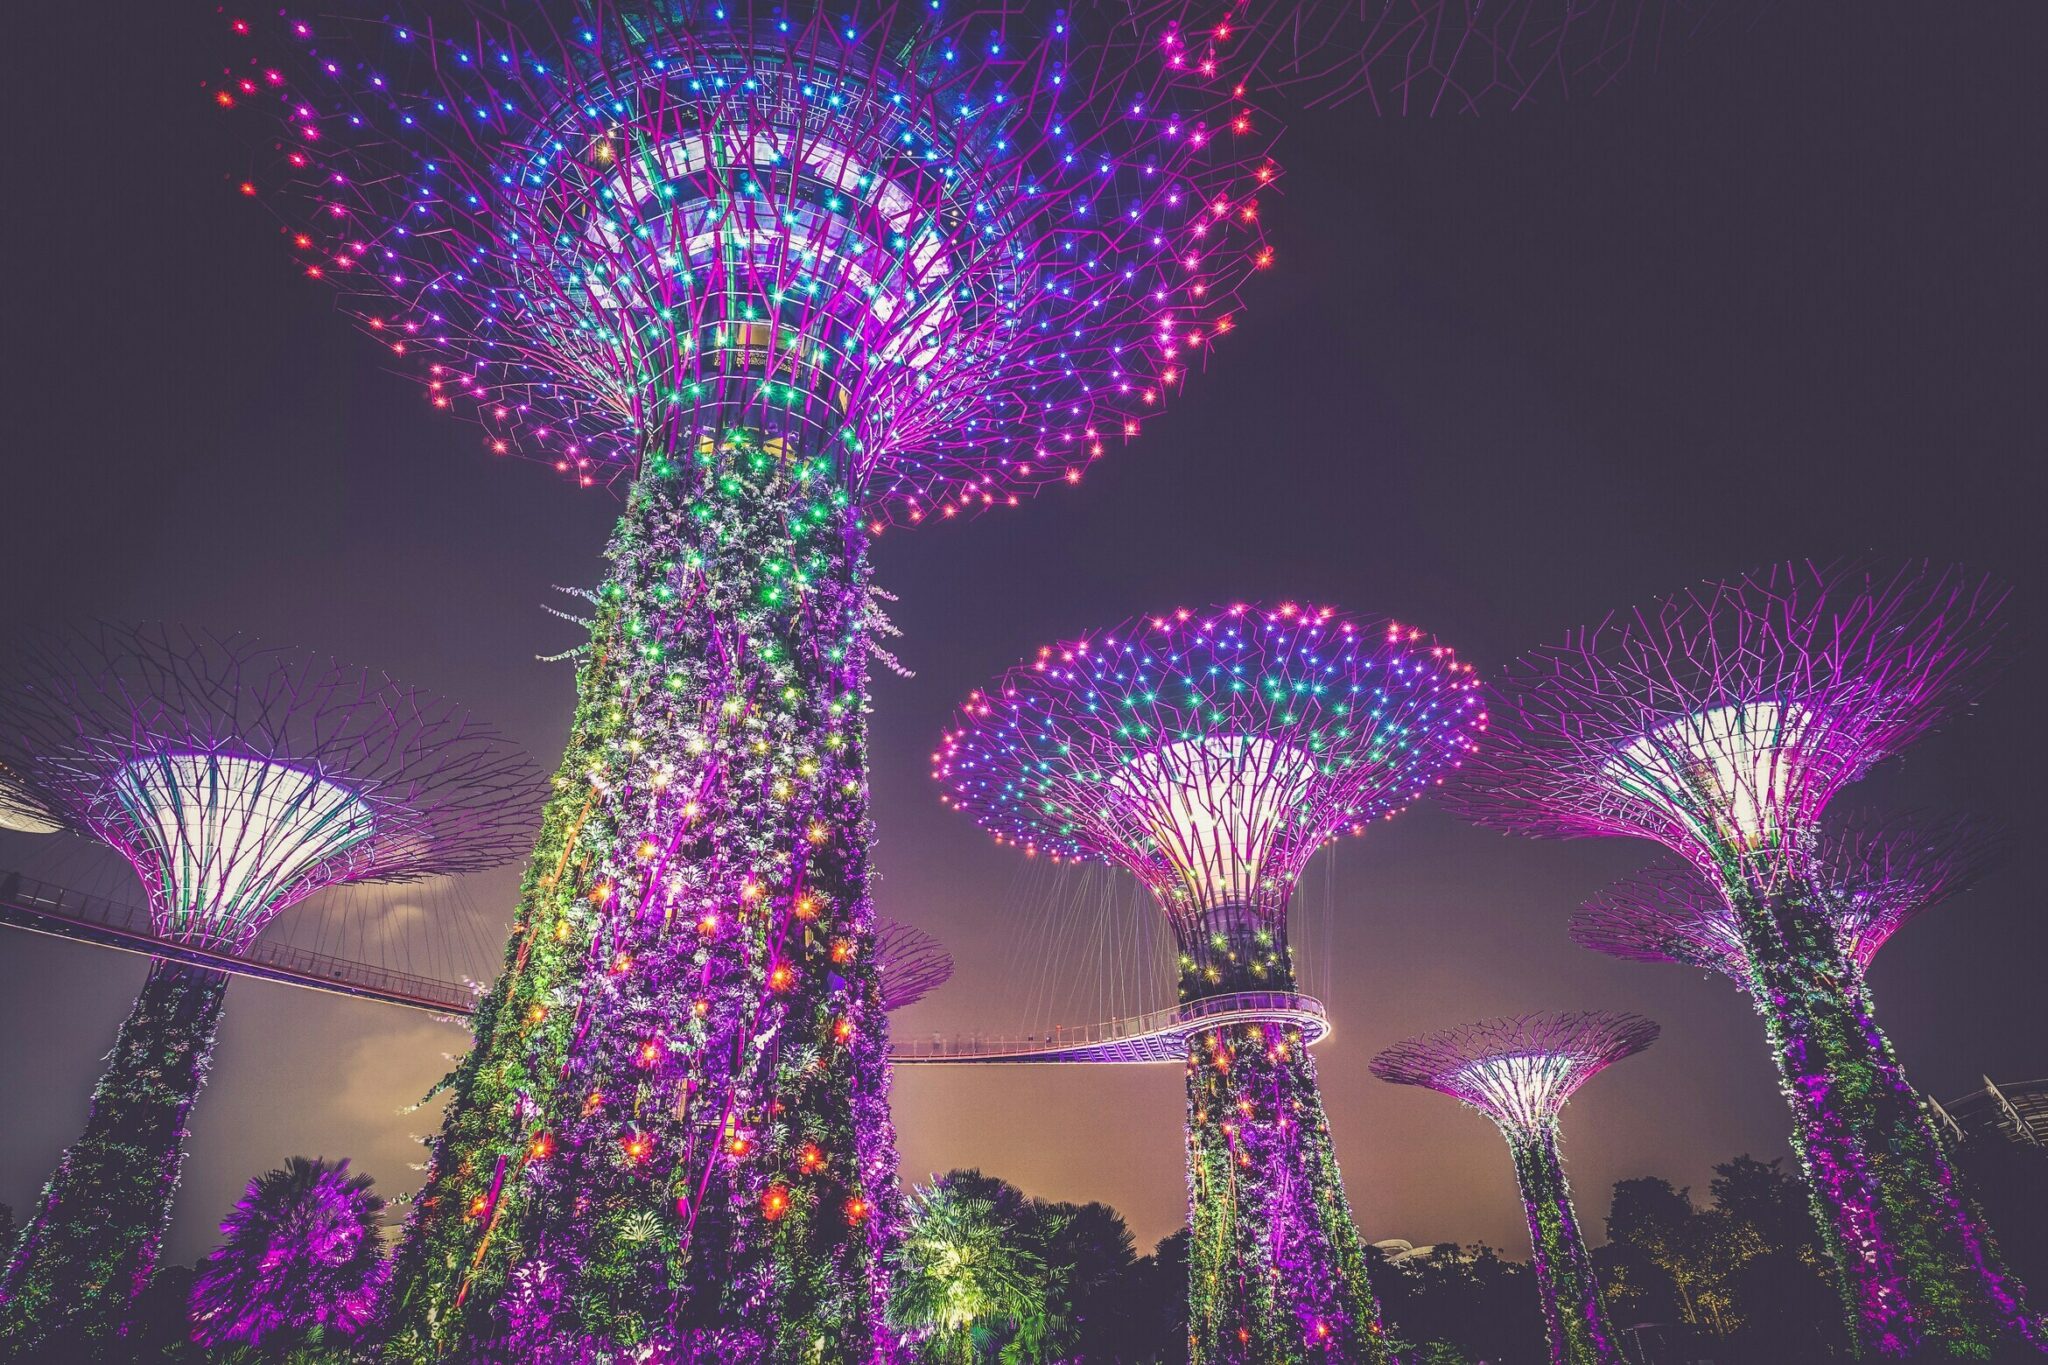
top-left (1180, 911), bottom-right (1389, 1363)
top-left (1734, 881), bottom-right (2037, 1357)
top-left (1505, 1123), bottom-right (1620, 1365)
top-left (0, 957), bottom-right (228, 1355)
top-left (385, 434), bottom-right (897, 1361)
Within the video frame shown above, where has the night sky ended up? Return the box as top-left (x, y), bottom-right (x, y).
top-left (2, 3), bottom-right (2045, 1267)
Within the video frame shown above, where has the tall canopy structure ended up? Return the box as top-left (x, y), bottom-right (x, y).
top-left (936, 602), bottom-right (1485, 1363)
top-left (1447, 560), bottom-right (2039, 1357)
top-left (1373, 1012), bottom-right (1656, 1365)
top-left (0, 623), bottom-right (536, 1356)
top-left (1575, 810), bottom-right (2004, 982)
top-left (217, 2), bottom-right (1278, 1353)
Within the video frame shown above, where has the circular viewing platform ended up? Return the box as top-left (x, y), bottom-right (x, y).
top-left (890, 990), bottom-right (1331, 1065)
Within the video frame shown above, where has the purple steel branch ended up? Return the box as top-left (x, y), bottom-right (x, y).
top-left (876, 917), bottom-right (954, 1012)
top-left (1448, 560), bottom-right (2008, 889)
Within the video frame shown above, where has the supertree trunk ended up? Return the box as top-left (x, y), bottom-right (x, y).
top-left (1504, 1124), bottom-right (1619, 1365)
top-left (1182, 934), bottom-right (1389, 1364)
top-left (1731, 880), bottom-right (2037, 1357)
top-left (384, 433), bottom-right (896, 1360)
top-left (0, 958), bottom-right (228, 1354)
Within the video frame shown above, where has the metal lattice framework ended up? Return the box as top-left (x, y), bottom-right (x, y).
top-left (935, 602), bottom-right (1482, 1364)
top-left (1575, 809), bottom-right (2004, 979)
top-left (1131, 0), bottom-right (1743, 111)
top-left (0, 622), bottom-right (539, 953)
top-left (1371, 1010), bottom-right (1658, 1132)
top-left (217, 1), bottom-right (1277, 519)
top-left (935, 603), bottom-right (1485, 933)
top-left (875, 916), bottom-right (954, 1011)
top-left (1441, 561), bottom-right (2040, 1357)
top-left (1446, 560), bottom-right (2009, 892)
top-left (0, 623), bottom-right (535, 1355)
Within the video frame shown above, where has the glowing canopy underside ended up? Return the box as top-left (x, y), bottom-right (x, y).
top-left (110, 753), bottom-right (376, 950)
top-left (1109, 736), bottom-right (1316, 912)
top-left (936, 604), bottom-right (1485, 918)
top-left (1609, 701), bottom-right (1819, 859)
top-left (1373, 1011), bottom-right (1659, 1131)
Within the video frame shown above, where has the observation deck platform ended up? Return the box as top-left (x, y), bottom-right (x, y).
top-left (0, 870), bottom-right (1328, 1064)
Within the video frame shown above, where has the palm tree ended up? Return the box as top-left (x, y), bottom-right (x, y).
top-left (189, 1156), bottom-right (388, 1350)
top-left (892, 1176), bottom-right (1047, 1363)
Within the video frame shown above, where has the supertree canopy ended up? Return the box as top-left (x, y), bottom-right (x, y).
top-left (875, 917), bottom-right (954, 1013)
top-left (1575, 809), bottom-right (2004, 982)
top-left (936, 602), bottom-right (1485, 1363)
top-left (0, 623), bottom-right (535, 1356)
top-left (215, 3), bottom-right (1277, 1357)
top-left (1373, 1012), bottom-right (1656, 1365)
top-left (1448, 560), bottom-right (2040, 1358)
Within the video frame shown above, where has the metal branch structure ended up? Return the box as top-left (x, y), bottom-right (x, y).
top-left (0, 623), bottom-right (536, 1357)
top-left (874, 918), bottom-right (953, 1013)
top-left (1130, 0), bottom-right (1744, 111)
top-left (936, 602), bottom-right (1485, 1363)
top-left (1575, 809), bottom-right (2004, 981)
top-left (1373, 1012), bottom-right (1656, 1365)
top-left (1447, 560), bottom-right (2040, 1357)
top-left (215, 5), bottom-right (1277, 1356)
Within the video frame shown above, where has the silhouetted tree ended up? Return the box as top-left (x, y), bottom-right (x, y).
top-left (1375, 1244), bottom-right (1544, 1364)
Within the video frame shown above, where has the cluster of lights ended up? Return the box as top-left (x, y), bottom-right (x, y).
top-left (934, 602), bottom-right (1484, 920)
top-left (218, 4), bottom-right (1278, 522)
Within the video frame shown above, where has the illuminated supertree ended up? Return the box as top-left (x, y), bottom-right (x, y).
top-left (1132, 0), bottom-right (1742, 111)
top-left (1447, 560), bottom-right (2041, 1357)
top-left (1372, 1011), bottom-right (1657, 1365)
top-left (0, 623), bottom-right (535, 1356)
top-left (875, 918), bottom-right (953, 1013)
top-left (935, 602), bottom-right (1485, 1363)
top-left (216, 3), bottom-right (1275, 1355)
top-left (1576, 809), bottom-right (2004, 983)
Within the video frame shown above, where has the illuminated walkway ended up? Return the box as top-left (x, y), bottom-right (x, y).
top-left (0, 869), bottom-right (1327, 1063)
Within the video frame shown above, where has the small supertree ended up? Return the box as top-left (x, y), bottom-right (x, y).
top-left (937, 602), bottom-right (1485, 1363)
top-left (1575, 809), bottom-right (2003, 983)
top-left (877, 918), bottom-right (955, 1013)
top-left (1372, 1012), bottom-right (1658, 1365)
top-left (0, 623), bottom-right (535, 1354)
top-left (216, 6), bottom-right (1276, 1352)
top-left (190, 1156), bottom-right (390, 1351)
top-left (1448, 560), bottom-right (2039, 1357)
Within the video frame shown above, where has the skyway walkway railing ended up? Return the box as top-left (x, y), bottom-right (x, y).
top-left (890, 989), bottom-right (1330, 1064)
top-left (0, 868), bottom-right (477, 1015)
top-left (0, 869), bottom-right (1330, 1064)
